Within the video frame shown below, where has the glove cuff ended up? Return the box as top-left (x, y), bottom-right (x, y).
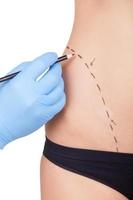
top-left (0, 118), bottom-right (12, 150)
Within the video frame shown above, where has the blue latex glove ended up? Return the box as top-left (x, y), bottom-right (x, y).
top-left (0, 52), bottom-right (66, 149)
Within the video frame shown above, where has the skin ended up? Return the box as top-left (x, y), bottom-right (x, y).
top-left (40, 0), bottom-right (133, 199)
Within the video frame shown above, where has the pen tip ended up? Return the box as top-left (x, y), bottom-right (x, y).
top-left (67, 53), bottom-right (75, 59)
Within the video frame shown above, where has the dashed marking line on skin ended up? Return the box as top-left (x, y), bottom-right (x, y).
top-left (110, 124), bottom-right (113, 131)
top-left (90, 57), bottom-right (96, 66)
top-left (78, 54), bottom-right (83, 59)
top-left (90, 72), bottom-right (96, 79)
top-left (105, 110), bottom-right (110, 118)
top-left (85, 63), bottom-right (90, 69)
top-left (67, 46), bottom-right (70, 49)
top-left (66, 46), bottom-right (119, 152)
top-left (111, 119), bottom-right (117, 126)
top-left (71, 49), bottom-right (76, 53)
top-left (102, 97), bottom-right (106, 105)
top-left (113, 136), bottom-right (118, 143)
top-left (96, 83), bottom-right (101, 92)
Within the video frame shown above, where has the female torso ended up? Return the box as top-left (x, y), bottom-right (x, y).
top-left (45, 0), bottom-right (133, 154)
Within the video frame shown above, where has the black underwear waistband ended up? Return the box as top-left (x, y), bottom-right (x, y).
top-left (43, 136), bottom-right (133, 165)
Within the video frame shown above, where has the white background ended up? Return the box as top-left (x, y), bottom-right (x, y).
top-left (0, 0), bottom-right (74, 199)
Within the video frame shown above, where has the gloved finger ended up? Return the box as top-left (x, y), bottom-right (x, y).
top-left (40, 79), bottom-right (64, 105)
top-left (36, 63), bottom-right (62, 94)
top-left (6, 61), bottom-right (31, 75)
top-left (40, 92), bottom-right (66, 122)
top-left (47, 92), bottom-right (66, 114)
top-left (24, 52), bottom-right (58, 80)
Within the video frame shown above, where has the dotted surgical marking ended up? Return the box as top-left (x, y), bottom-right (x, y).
top-left (78, 54), bottom-right (83, 59)
top-left (102, 97), bottom-right (106, 105)
top-left (96, 83), bottom-right (101, 92)
top-left (66, 46), bottom-right (119, 152)
top-left (90, 72), bottom-right (96, 79)
top-left (111, 120), bottom-right (117, 126)
top-left (90, 57), bottom-right (96, 66)
top-left (114, 136), bottom-right (118, 143)
top-left (71, 48), bottom-right (75, 53)
top-left (110, 124), bottom-right (113, 131)
top-left (106, 110), bottom-right (110, 118)
top-left (85, 63), bottom-right (90, 69)
top-left (67, 46), bottom-right (70, 49)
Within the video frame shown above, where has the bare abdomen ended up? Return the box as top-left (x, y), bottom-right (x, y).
top-left (45, 44), bottom-right (133, 153)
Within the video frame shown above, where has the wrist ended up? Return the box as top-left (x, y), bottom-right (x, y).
top-left (0, 118), bottom-right (11, 149)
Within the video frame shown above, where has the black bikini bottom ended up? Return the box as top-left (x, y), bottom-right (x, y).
top-left (43, 136), bottom-right (133, 200)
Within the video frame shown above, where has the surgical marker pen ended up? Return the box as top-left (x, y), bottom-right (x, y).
top-left (0, 54), bottom-right (75, 83)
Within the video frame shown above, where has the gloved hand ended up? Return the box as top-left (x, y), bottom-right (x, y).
top-left (0, 52), bottom-right (66, 149)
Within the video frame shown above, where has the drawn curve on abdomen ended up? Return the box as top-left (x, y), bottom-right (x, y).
top-left (66, 46), bottom-right (119, 152)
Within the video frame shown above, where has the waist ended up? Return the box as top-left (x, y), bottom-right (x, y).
top-left (45, 44), bottom-right (133, 153)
